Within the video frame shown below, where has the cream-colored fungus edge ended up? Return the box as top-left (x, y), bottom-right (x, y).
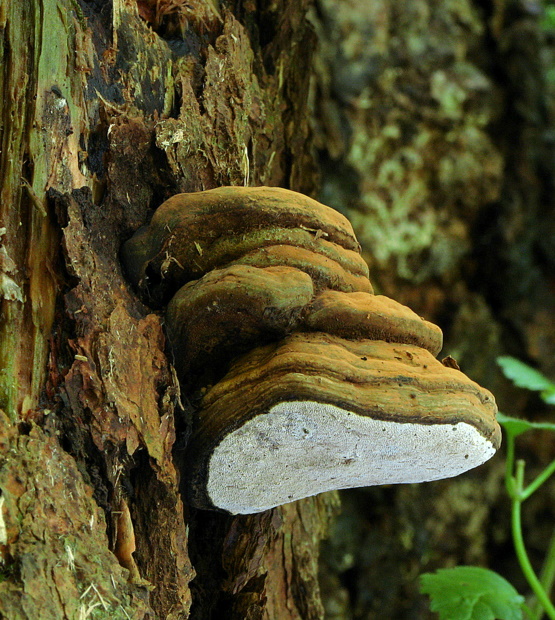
top-left (206, 401), bottom-right (497, 514)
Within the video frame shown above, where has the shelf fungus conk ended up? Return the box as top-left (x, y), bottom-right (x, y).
top-left (122, 186), bottom-right (501, 514)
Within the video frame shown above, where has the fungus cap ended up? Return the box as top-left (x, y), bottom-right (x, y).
top-left (120, 186), bottom-right (368, 302)
top-left (187, 333), bottom-right (500, 514)
top-left (303, 290), bottom-right (443, 355)
top-left (165, 264), bottom-right (314, 375)
top-left (120, 186), bottom-right (501, 514)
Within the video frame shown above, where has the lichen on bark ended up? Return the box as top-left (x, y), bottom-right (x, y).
top-left (311, 0), bottom-right (503, 283)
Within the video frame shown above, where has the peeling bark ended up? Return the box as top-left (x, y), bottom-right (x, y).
top-left (1, 1), bottom-right (334, 618)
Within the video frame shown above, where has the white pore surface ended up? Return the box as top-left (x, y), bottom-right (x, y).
top-left (206, 401), bottom-right (497, 514)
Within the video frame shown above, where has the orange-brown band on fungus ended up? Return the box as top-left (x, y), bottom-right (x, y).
top-left (303, 291), bottom-right (443, 355)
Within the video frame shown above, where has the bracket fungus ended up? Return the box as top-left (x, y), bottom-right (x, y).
top-left (122, 186), bottom-right (501, 514)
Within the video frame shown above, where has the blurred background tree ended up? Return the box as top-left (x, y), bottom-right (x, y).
top-left (313, 1), bottom-right (555, 617)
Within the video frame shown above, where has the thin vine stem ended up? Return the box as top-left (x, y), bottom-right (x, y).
top-left (531, 525), bottom-right (555, 620)
top-left (522, 459), bottom-right (555, 501)
top-left (505, 433), bottom-right (517, 496)
top-left (510, 461), bottom-right (555, 620)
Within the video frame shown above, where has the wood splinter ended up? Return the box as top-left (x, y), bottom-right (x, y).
top-left (122, 186), bottom-right (501, 514)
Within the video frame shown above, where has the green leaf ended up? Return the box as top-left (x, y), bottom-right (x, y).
top-left (497, 412), bottom-right (555, 439)
top-left (544, 388), bottom-right (555, 406)
top-left (497, 357), bottom-right (555, 400)
top-left (420, 566), bottom-right (524, 620)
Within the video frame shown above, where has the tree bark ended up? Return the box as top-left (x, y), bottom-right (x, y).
top-left (0, 1), bottom-right (336, 618)
top-left (4, 1), bottom-right (555, 619)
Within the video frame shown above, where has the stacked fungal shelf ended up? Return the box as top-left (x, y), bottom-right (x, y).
top-left (122, 187), bottom-right (501, 515)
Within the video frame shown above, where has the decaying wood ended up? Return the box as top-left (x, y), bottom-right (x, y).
top-left (1, 0), bottom-right (334, 618)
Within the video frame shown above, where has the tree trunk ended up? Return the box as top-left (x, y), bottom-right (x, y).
top-left (312, 1), bottom-right (555, 618)
top-left (0, 1), bottom-right (336, 618)
top-left (3, 1), bottom-right (555, 619)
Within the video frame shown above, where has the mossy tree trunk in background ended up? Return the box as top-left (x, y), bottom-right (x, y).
top-left (0, 1), bottom-right (336, 618)
top-left (312, 2), bottom-right (555, 618)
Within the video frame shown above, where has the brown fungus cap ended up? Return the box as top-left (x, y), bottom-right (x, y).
top-left (166, 264), bottom-right (314, 376)
top-left (303, 290), bottom-right (443, 356)
top-left (120, 186), bottom-right (501, 514)
top-left (121, 186), bottom-right (369, 303)
top-left (227, 245), bottom-right (371, 293)
top-left (187, 333), bottom-right (500, 514)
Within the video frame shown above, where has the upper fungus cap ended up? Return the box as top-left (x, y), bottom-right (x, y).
top-left (121, 186), bottom-right (369, 303)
